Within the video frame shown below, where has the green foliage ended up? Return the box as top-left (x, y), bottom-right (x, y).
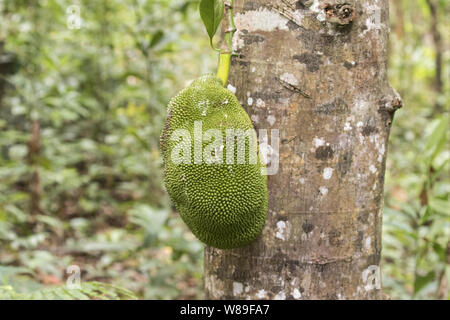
top-left (0, 265), bottom-right (136, 299)
top-left (382, 0), bottom-right (449, 300)
top-left (0, 282), bottom-right (137, 300)
top-left (0, 0), bottom-right (211, 299)
top-left (383, 115), bottom-right (449, 299)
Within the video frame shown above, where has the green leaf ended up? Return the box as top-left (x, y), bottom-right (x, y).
top-left (150, 30), bottom-right (164, 48)
top-left (432, 242), bottom-right (446, 262)
top-left (419, 205), bottom-right (432, 225)
top-left (0, 266), bottom-right (34, 280)
top-left (15, 281), bottom-right (138, 300)
top-left (199, 0), bottom-right (224, 48)
top-left (429, 197), bottom-right (450, 215)
top-left (129, 204), bottom-right (169, 239)
top-left (413, 271), bottom-right (435, 295)
top-left (424, 116), bottom-right (448, 164)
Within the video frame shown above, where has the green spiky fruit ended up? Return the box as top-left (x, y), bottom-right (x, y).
top-left (160, 74), bottom-right (268, 249)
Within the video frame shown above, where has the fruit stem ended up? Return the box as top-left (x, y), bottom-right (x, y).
top-left (217, 52), bottom-right (231, 86)
top-left (217, 0), bottom-right (236, 87)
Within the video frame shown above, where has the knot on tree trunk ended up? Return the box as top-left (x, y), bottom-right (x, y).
top-left (379, 87), bottom-right (403, 113)
top-left (321, 1), bottom-right (356, 25)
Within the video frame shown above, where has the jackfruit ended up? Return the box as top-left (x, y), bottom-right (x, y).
top-left (160, 74), bottom-right (268, 249)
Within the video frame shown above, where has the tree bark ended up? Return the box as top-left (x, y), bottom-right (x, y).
top-left (204, 0), bottom-right (401, 300)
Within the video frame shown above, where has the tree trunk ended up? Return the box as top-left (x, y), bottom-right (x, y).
top-left (0, 41), bottom-right (18, 102)
top-left (28, 119), bottom-right (42, 216)
top-left (425, 0), bottom-right (443, 113)
top-left (204, 0), bottom-right (401, 300)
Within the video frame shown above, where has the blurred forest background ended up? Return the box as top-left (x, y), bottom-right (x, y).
top-left (0, 0), bottom-right (448, 300)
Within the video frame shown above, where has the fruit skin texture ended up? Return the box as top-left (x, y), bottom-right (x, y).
top-left (160, 74), bottom-right (268, 249)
